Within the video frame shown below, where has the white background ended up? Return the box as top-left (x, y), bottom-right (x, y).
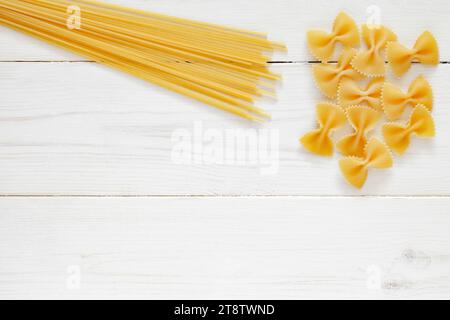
top-left (0, 0), bottom-right (449, 299)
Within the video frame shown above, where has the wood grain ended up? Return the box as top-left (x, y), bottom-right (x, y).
top-left (1, 0), bottom-right (450, 300)
top-left (0, 62), bottom-right (448, 195)
top-left (1, 197), bottom-right (449, 299)
top-left (1, 0), bottom-right (449, 61)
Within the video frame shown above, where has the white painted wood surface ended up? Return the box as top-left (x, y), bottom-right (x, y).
top-left (0, 0), bottom-right (449, 299)
top-left (1, 197), bottom-right (450, 300)
top-left (0, 62), bottom-right (448, 195)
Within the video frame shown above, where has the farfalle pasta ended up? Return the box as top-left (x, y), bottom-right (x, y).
top-left (313, 48), bottom-right (363, 98)
top-left (387, 31), bottom-right (439, 77)
top-left (338, 78), bottom-right (384, 110)
top-left (382, 105), bottom-right (435, 155)
top-left (303, 12), bottom-right (438, 189)
top-left (351, 25), bottom-right (397, 77)
top-left (339, 138), bottom-right (393, 189)
top-left (382, 75), bottom-right (433, 121)
top-left (337, 106), bottom-right (380, 157)
top-left (300, 102), bottom-right (346, 156)
top-left (307, 12), bottom-right (360, 62)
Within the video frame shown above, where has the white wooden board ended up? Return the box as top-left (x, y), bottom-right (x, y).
top-left (1, 197), bottom-right (449, 300)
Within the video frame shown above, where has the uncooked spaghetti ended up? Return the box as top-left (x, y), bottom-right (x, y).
top-left (0, 0), bottom-right (286, 121)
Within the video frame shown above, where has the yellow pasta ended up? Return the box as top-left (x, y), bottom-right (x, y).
top-left (382, 104), bottom-right (435, 155)
top-left (307, 12), bottom-right (360, 63)
top-left (339, 138), bottom-right (393, 189)
top-left (387, 31), bottom-right (439, 77)
top-left (337, 105), bottom-right (380, 157)
top-left (351, 25), bottom-right (397, 77)
top-left (0, 0), bottom-right (285, 121)
top-left (338, 78), bottom-right (384, 110)
top-left (382, 75), bottom-right (433, 121)
top-left (300, 102), bottom-right (347, 157)
top-left (305, 12), bottom-right (439, 189)
top-left (313, 48), bottom-right (363, 99)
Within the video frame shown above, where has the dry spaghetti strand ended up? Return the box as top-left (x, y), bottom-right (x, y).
top-left (0, 0), bottom-right (285, 121)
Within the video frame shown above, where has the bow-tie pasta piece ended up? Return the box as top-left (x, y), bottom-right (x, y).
top-left (338, 78), bottom-right (384, 110)
top-left (307, 12), bottom-right (360, 62)
top-left (382, 104), bottom-right (435, 155)
top-left (337, 105), bottom-right (380, 157)
top-left (387, 31), bottom-right (439, 77)
top-left (300, 102), bottom-right (347, 157)
top-left (339, 138), bottom-right (393, 189)
top-left (351, 25), bottom-right (397, 77)
top-left (382, 75), bottom-right (433, 121)
top-left (313, 48), bottom-right (363, 99)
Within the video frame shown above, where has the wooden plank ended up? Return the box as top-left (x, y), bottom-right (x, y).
top-left (1, 0), bottom-right (449, 61)
top-left (0, 62), bottom-right (449, 196)
top-left (0, 196), bottom-right (449, 299)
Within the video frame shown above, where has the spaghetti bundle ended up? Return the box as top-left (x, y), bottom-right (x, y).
top-left (0, 0), bottom-right (285, 121)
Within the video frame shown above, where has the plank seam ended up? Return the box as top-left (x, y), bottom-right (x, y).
top-left (0, 195), bottom-right (449, 198)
